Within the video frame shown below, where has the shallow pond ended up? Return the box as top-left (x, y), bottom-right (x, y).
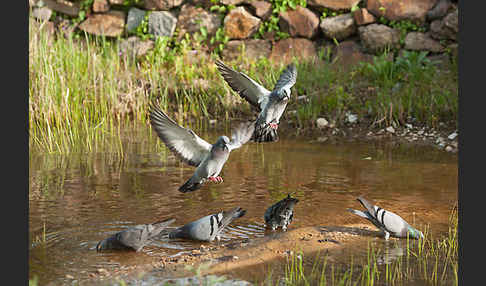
top-left (29, 126), bottom-right (457, 285)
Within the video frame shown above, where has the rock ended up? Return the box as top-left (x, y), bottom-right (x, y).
top-left (144, 0), bottom-right (183, 10)
top-left (222, 39), bottom-right (271, 61)
top-left (209, 119), bottom-right (217, 125)
top-left (443, 9), bottom-right (458, 33)
top-left (32, 7), bottom-right (52, 21)
top-left (78, 10), bottom-right (125, 37)
top-left (429, 18), bottom-right (456, 40)
top-left (270, 38), bottom-right (317, 65)
top-left (43, 0), bottom-right (79, 17)
top-left (279, 6), bottom-right (320, 39)
top-left (404, 32), bottom-right (444, 52)
top-left (93, 0), bottom-right (110, 13)
top-left (316, 118), bottom-right (329, 128)
top-left (307, 0), bottom-right (361, 10)
top-left (317, 136), bottom-right (328, 142)
top-left (445, 145), bottom-right (453, 152)
top-left (224, 7), bottom-right (261, 40)
top-left (405, 123), bottom-right (413, 129)
top-left (126, 7), bottom-right (146, 33)
top-left (353, 8), bottom-right (376, 26)
top-left (448, 132), bottom-right (457, 140)
top-left (358, 24), bottom-right (401, 54)
top-left (426, 0), bottom-right (452, 21)
top-left (221, 0), bottom-right (245, 5)
top-left (248, 1), bottom-right (272, 20)
top-left (386, 126), bottom-right (395, 133)
top-left (320, 13), bottom-right (356, 41)
top-left (108, 0), bottom-right (124, 4)
top-left (119, 36), bottom-right (154, 59)
top-left (177, 4), bottom-right (221, 39)
top-left (333, 40), bottom-right (373, 67)
top-left (148, 11), bottom-right (177, 38)
top-left (367, 0), bottom-right (438, 23)
top-left (346, 113), bottom-right (358, 124)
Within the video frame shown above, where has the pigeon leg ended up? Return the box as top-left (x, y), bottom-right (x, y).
top-left (208, 176), bottom-right (217, 182)
top-left (384, 231), bottom-right (390, 240)
top-left (216, 176), bottom-right (224, 183)
top-left (269, 123), bottom-right (279, 129)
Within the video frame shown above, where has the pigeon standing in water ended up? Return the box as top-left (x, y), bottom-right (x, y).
top-left (96, 218), bottom-right (175, 252)
top-left (347, 196), bottom-right (424, 240)
top-left (215, 60), bottom-right (297, 142)
top-left (264, 193), bottom-right (299, 231)
top-left (149, 105), bottom-right (255, 193)
top-left (169, 207), bottom-right (246, 242)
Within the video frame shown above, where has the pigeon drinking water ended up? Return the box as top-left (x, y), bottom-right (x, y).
top-left (168, 207), bottom-right (246, 242)
top-left (149, 104), bottom-right (255, 193)
top-left (264, 193), bottom-right (299, 231)
top-left (347, 196), bottom-right (424, 240)
top-left (96, 218), bottom-right (175, 252)
top-left (216, 60), bottom-right (297, 142)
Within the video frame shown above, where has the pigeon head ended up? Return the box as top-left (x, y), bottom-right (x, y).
top-left (213, 136), bottom-right (230, 151)
top-left (407, 226), bottom-right (424, 240)
top-left (96, 238), bottom-right (109, 252)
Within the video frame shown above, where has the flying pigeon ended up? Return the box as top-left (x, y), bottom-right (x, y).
top-left (264, 193), bottom-right (299, 231)
top-left (215, 60), bottom-right (297, 142)
top-left (168, 207), bottom-right (246, 242)
top-left (96, 218), bottom-right (175, 252)
top-left (149, 104), bottom-right (255, 193)
top-left (347, 196), bottom-right (424, 240)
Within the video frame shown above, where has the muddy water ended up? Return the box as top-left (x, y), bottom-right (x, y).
top-left (29, 127), bottom-right (457, 285)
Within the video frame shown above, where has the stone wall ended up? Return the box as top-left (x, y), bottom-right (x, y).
top-left (29, 0), bottom-right (459, 65)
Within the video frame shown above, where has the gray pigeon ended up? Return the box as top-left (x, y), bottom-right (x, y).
top-left (168, 207), bottom-right (246, 242)
top-left (149, 105), bottom-right (255, 193)
top-left (215, 60), bottom-right (297, 142)
top-left (96, 218), bottom-right (175, 252)
top-left (264, 193), bottom-right (299, 231)
top-left (347, 196), bottom-right (424, 240)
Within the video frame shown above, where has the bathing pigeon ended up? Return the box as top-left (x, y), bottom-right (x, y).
top-left (168, 207), bottom-right (246, 242)
top-left (96, 218), bottom-right (175, 252)
top-left (264, 193), bottom-right (299, 231)
top-left (149, 104), bottom-right (255, 193)
top-left (347, 196), bottom-right (424, 240)
top-left (215, 60), bottom-right (297, 142)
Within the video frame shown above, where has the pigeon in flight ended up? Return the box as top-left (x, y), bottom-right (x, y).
top-left (168, 207), bottom-right (246, 242)
top-left (215, 60), bottom-right (297, 142)
top-left (96, 218), bottom-right (175, 252)
top-left (149, 104), bottom-right (255, 193)
top-left (264, 193), bottom-right (299, 231)
top-left (347, 196), bottom-right (424, 240)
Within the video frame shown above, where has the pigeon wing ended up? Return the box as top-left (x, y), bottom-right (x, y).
top-left (226, 121), bottom-right (255, 151)
top-left (216, 60), bottom-right (271, 111)
top-left (149, 105), bottom-right (212, 167)
top-left (272, 63), bottom-right (297, 94)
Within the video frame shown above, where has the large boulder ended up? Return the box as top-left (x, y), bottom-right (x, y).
top-left (144, 0), bottom-right (183, 10)
top-left (358, 24), bottom-right (401, 54)
top-left (404, 32), bottom-right (444, 52)
top-left (224, 7), bottom-right (261, 40)
top-left (270, 38), bottom-right (317, 64)
top-left (148, 11), bottom-right (177, 38)
top-left (119, 36), bottom-right (154, 59)
top-left (429, 10), bottom-right (457, 41)
top-left (92, 0), bottom-right (110, 13)
top-left (279, 6), bottom-right (320, 39)
top-left (367, 0), bottom-right (438, 23)
top-left (332, 40), bottom-right (373, 67)
top-left (443, 9), bottom-right (458, 33)
top-left (43, 0), bottom-right (79, 17)
top-left (426, 0), bottom-right (452, 21)
top-left (221, 0), bottom-right (245, 4)
top-left (222, 39), bottom-right (272, 61)
top-left (78, 10), bottom-right (126, 37)
top-left (248, 1), bottom-right (272, 21)
top-left (177, 4), bottom-right (221, 39)
top-left (319, 13), bottom-right (356, 41)
top-left (307, 0), bottom-right (361, 10)
top-left (126, 7), bottom-right (146, 34)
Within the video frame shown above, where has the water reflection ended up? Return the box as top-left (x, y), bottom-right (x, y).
top-left (29, 128), bottom-right (457, 285)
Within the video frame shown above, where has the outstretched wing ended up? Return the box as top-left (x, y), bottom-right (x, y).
top-left (216, 60), bottom-right (271, 111)
top-left (272, 63), bottom-right (297, 94)
top-left (226, 121), bottom-right (255, 151)
top-left (149, 105), bottom-right (212, 167)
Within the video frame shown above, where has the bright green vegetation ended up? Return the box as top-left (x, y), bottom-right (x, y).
top-left (262, 208), bottom-right (458, 285)
top-left (29, 14), bottom-right (457, 154)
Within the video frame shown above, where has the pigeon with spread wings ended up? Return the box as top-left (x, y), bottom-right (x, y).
top-left (216, 60), bottom-right (297, 142)
top-left (149, 104), bottom-right (255, 193)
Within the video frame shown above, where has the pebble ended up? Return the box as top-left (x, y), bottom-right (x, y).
top-left (417, 130), bottom-right (424, 135)
top-left (385, 126), bottom-right (395, 134)
top-left (65, 274), bottom-right (74, 279)
top-left (445, 146), bottom-right (454, 152)
top-left (209, 119), bottom-right (217, 125)
top-left (346, 113), bottom-right (358, 124)
top-left (405, 123), bottom-right (413, 129)
top-left (316, 117), bottom-right (329, 129)
top-left (448, 132), bottom-right (458, 140)
top-left (317, 136), bottom-right (328, 142)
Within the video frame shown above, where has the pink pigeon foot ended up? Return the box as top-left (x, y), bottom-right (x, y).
top-left (216, 176), bottom-right (224, 183)
top-left (269, 123), bottom-right (279, 129)
top-left (208, 176), bottom-right (217, 182)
